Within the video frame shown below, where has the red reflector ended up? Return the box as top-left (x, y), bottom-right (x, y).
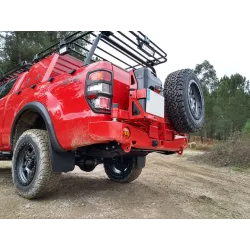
top-left (89, 71), bottom-right (111, 81)
top-left (99, 97), bottom-right (110, 109)
top-left (90, 97), bottom-right (111, 110)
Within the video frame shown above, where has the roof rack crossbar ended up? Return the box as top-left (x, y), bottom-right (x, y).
top-left (99, 36), bottom-right (144, 69)
top-left (78, 37), bottom-right (134, 69)
top-left (116, 32), bottom-right (160, 63)
top-left (107, 34), bottom-right (152, 66)
top-left (65, 31), bottom-right (92, 44)
top-left (63, 31), bottom-right (82, 42)
top-left (129, 32), bottom-right (167, 66)
top-left (69, 49), bottom-right (86, 60)
top-left (90, 32), bottom-right (160, 69)
top-left (133, 31), bottom-right (167, 58)
top-left (102, 35), bottom-right (148, 66)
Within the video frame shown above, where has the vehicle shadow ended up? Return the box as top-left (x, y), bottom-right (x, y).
top-left (48, 172), bottom-right (152, 201)
top-left (0, 167), bottom-right (155, 202)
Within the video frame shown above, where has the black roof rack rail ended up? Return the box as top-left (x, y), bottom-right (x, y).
top-left (31, 31), bottom-right (167, 72)
top-left (0, 61), bottom-right (32, 85)
top-left (0, 31), bottom-right (167, 84)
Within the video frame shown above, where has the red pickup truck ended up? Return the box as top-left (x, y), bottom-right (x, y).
top-left (0, 31), bottom-right (204, 199)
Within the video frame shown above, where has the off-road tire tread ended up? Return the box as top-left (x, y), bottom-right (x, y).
top-left (164, 69), bottom-right (203, 133)
top-left (12, 129), bottom-right (60, 199)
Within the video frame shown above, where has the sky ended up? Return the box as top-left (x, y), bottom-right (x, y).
top-left (145, 1), bottom-right (250, 82)
top-left (1, 0), bottom-right (249, 84)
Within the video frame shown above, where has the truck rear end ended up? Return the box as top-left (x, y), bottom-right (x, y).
top-left (85, 64), bottom-right (188, 155)
top-left (1, 31), bottom-right (204, 199)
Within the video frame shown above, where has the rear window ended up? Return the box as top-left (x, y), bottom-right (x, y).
top-left (0, 78), bottom-right (17, 99)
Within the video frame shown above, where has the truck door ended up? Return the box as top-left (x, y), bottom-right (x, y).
top-left (0, 78), bottom-right (17, 148)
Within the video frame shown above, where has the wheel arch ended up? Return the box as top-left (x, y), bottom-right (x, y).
top-left (11, 101), bottom-right (64, 152)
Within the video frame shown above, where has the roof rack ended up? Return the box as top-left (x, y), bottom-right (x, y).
top-left (0, 61), bottom-right (32, 85)
top-left (32, 31), bottom-right (167, 73)
top-left (0, 31), bottom-right (167, 84)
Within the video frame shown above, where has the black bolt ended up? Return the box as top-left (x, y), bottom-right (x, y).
top-left (48, 77), bottom-right (54, 82)
top-left (69, 69), bottom-right (76, 75)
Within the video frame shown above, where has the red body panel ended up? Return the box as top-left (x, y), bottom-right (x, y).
top-left (0, 53), bottom-right (187, 153)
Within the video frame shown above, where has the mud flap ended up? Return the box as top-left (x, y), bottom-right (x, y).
top-left (49, 142), bottom-right (75, 173)
top-left (136, 156), bottom-right (146, 169)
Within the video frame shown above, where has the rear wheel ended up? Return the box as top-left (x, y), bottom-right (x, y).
top-left (163, 69), bottom-right (205, 133)
top-left (104, 157), bottom-right (142, 183)
top-left (12, 129), bottom-right (60, 199)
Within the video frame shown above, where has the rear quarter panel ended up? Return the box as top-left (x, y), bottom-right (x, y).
top-left (2, 61), bottom-right (115, 151)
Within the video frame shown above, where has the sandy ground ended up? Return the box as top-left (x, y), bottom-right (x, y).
top-left (1, 150), bottom-right (250, 219)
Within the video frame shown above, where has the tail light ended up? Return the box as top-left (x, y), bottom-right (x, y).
top-left (88, 71), bottom-right (112, 81)
top-left (86, 70), bottom-right (113, 113)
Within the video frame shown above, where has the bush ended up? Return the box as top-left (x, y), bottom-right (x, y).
top-left (188, 142), bottom-right (212, 151)
top-left (195, 142), bottom-right (213, 151)
top-left (188, 136), bottom-right (216, 151)
top-left (243, 119), bottom-right (250, 133)
top-left (199, 132), bottom-right (250, 168)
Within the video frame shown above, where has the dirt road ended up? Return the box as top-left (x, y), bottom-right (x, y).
top-left (1, 150), bottom-right (250, 219)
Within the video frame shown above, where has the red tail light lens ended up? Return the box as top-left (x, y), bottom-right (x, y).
top-left (88, 71), bottom-right (111, 82)
top-left (90, 97), bottom-right (111, 110)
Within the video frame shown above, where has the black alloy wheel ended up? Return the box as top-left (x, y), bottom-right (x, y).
top-left (16, 142), bottom-right (37, 186)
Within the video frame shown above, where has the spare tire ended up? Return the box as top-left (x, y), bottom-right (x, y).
top-left (163, 69), bottom-right (205, 133)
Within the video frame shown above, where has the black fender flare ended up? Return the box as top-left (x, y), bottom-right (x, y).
top-left (11, 101), bottom-right (63, 152)
top-left (11, 102), bottom-right (75, 173)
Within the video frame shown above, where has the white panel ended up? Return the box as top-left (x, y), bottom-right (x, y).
top-left (146, 89), bottom-right (165, 118)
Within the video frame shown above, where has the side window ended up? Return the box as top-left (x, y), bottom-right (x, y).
top-left (0, 78), bottom-right (17, 99)
top-left (0, 85), bottom-right (4, 96)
